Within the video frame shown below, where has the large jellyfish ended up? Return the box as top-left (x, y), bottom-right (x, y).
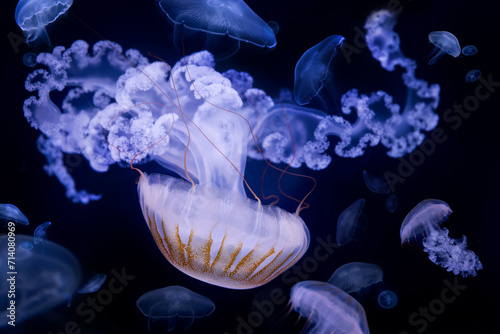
top-left (155, 0), bottom-right (276, 58)
top-left (400, 199), bottom-right (483, 277)
top-left (327, 262), bottom-right (383, 293)
top-left (290, 280), bottom-right (370, 334)
top-left (15, 0), bottom-right (73, 45)
top-left (136, 286), bottom-right (215, 331)
top-left (0, 234), bottom-right (82, 327)
top-left (23, 40), bottom-right (310, 289)
top-left (428, 31), bottom-right (461, 65)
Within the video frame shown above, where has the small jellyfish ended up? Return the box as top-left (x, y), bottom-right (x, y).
top-left (0, 234), bottom-right (82, 327)
top-left (23, 52), bottom-right (37, 67)
top-left (0, 203), bottom-right (29, 226)
top-left (290, 280), bottom-right (370, 334)
top-left (462, 45), bottom-right (478, 56)
top-left (34, 221), bottom-right (51, 244)
top-left (327, 262), bottom-right (383, 293)
top-left (155, 0), bottom-right (276, 59)
top-left (136, 286), bottom-right (215, 331)
top-left (400, 199), bottom-right (482, 277)
top-left (428, 31), bottom-right (461, 65)
top-left (15, 0), bottom-right (74, 45)
top-left (377, 290), bottom-right (398, 309)
top-left (294, 35), bottom-right (345, 105)
top-left (77, 273), bottom-right (107, 294)
top-left (362, 170), bottom-right (390, 194)
top-left (465, 69), bottom-right (481, 83)
top-left (385, 194), bottom-right (398, 213)
top-left (336, 198), bottom-right (366, 246)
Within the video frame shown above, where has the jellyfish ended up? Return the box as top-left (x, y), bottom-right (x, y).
top-left (400, 199), bottom-right (483, 277)
top-left (23, 52), bottom-right (37, 67)
top-left (377, 290), bottom-right (398, 309)
top-left (0, 234), bottom-right (82, 327)
top-left (293, 35), bottom-right (345, 106)
top-left (155, 0), bottom-right (276, 59)
top-left (327, 262), bottom-right (383, 294)
top-left (14, 0), bottom-right (74, 45)
top-left (336, 199), bottom-right (366, 246)
top-left (77, 273), bottom-right (107, 294)
top-left (0, 203), bottom-right (29, 226)
top-left (34, 221), bottom-right (51, 244)
top-left (136, 286), bottom-right (215, 331)
top-left (362, 170), bottom-right (390, 194)
top-left (385, 194), bottom-right (397, 213)
top-left (462, 45), bottom-right (478, 56)
top-left (290, 280), bottom-right (370, 334)
top-left (428, 31), bottom-right (461, 65)
top-left (465, 69), bottom-right (481, 83)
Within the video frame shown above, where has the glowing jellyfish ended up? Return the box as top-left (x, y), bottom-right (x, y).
top-left (465, 69), bottom-right (481, 83)
top-left (462, 45), bottom-right (478, 56)
top-left (385, 194), bottom-right (397, 213)
top-left (15, 0), bottom-right (74, 45)
top-left (155, 0), bottom-right (276, 58)
top-left (136, 286), bottom-right (215, 331)
top-left (327, 262), bottom-right (383, 293)
top-left (291, 280), bottom-right (370, 334)
top-left (34, 221), bottom-right (51, 244)
top-left (77, 273), bottom-right (107, 294)
top-left (377, 290), bottom-right (397, 309)
top-left (23, 52), bottom-right (37, 67)
top-left (428, 31), bottom-right (461, 65)
top-left (336, 199), bottom-right (366, 246)
top-left (362, 170), bottom-right (390, 194)
top-left (0, 235), bottom-right (82, 327)
top-left (400, 199), bottom-right (483, 277)
top-left (0, 203), bottom-right (29, 226)
top-left (293, 35), bottom-right (345, 106)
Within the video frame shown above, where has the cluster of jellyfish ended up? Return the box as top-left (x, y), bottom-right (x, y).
top-left (7, 0), bottom-right (485, 331)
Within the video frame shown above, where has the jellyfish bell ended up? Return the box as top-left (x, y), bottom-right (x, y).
top-left (0, 203), bottom-right (29, 226)
top-left (462, 45), bottom-right (478, 56)
top-left (428, 31), bottom-right (461, 65)
top-left (465, 69), bottom-right (481, 83)
top-left (154, 0), bottom-right (276, 59)
top-left (336, 198), bottom-right (367, 246)
top-left (327, 262), bottom-right (383, 294)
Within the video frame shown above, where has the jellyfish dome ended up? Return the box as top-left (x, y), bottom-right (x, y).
top-left (400, 199), bottom-right (483, 277)
top-left (15, 0), bottom-right (73, 45)
top-left (0, 203), bottom-right (29, 226)
top-left (0, 234), bottom-right (82, 327)
top-left (291, 280), bottom-right (370, 334)
top-left (428, 31), bottom-right (461, 65)
top-left (327, 262), bottom-right (383, 293)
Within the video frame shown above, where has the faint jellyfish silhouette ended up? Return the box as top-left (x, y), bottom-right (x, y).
top-left (267, 21), bottom-right (279, 35)
top-left (154, 0), bottom-right (276, 59)
top-left (0, 203), bottom-right (29, 226)
top-left (428, 31), bottom-right (461, 65)
top-left (77, 273), bottom-right (107, 294)
top-left (377, 290), bottom-right (398, 309)
top-left (290, 280), bottom-right (370, 334)
top-left (465, 69), bottom-right (481, 83)
top-left (0, 234), bottom-right (82, 327)
top-left (294, 35), bottom-right (345, 106)
top-left (400, 199), bottom-right (483, 277)
top-left (336, 198), bottom-right (366, 246)
top-left (327, 262), bottom-right (383, 293)
top-left (385, 194), bottom-right (397, 213)
top-left (15, 0), bottom-right (74, 45)
top-left (136, 286), bottom-right (215, 331)
top-left (462, 45), bottom-right (478, 56)
top-left (34, 221), bottom-right (51, 244)
top-left (23, 52), bottom-right (37, 67)
top-left (362, 170), bottom-right (390, 194)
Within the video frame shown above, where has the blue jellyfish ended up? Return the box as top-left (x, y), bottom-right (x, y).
top-left (327, 262), bottom-right (383, 293)
top-left (0, 235), bottom-right (82, 327)
top-left (22, 52), bottom-right (37, 67)
top-left (0, 203), bottom-right (29, 226)
top-left (77, 273), bottom-right (107, 294)
top-left (465, 69), bottom-right (481, 83)
top-left (336, 199), bottom-right (366, 246)
top-left (294, 35), bottom-right (345, 106)
top-left (155, 0), bottom-right (276, 59)
top-left (136, 286), bottom-right (215, 331)
top-left (377, 290), bottom-right (398, 309)
top-left (385, 194), bottom-right (398, 213)
top-left (290, 281), bottom-right (370, 334)
top-left (400, 199), bottom-right (483, 277)
top-left (428, 31), bottom-right (461, 65)
top-left (15, 0), bottom-right (74, 45)
top-left (462, 45), bottom-right (478, 56)
top-left (362, 170), bottom-right (390, 194)
top-left (34, 221), bottom-right (51, 244)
